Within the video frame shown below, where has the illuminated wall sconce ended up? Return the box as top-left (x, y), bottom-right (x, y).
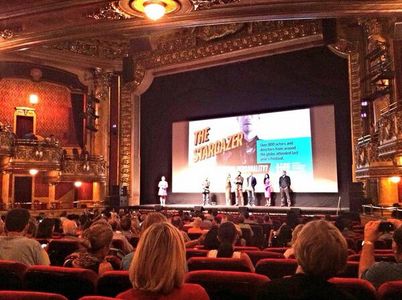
top-left (29, 169), bottom-right (39, 176)
top-left (390, 176), bottom-right (400, 183)
top-left (118, 0), bottom-right (180, 21)
top-left (29, 94), bottom-right (39, 104)
top-left (74, 181), bottom-right (83, 188)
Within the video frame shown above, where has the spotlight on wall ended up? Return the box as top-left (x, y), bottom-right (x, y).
top-left (29, 169), bottom-right (39, 176)
top-left (390, 176), bottom-right (401, 183)
top-left (74, 181), bottom-right (83, 188)
top-left (29, 94), bottom-right (39, 104)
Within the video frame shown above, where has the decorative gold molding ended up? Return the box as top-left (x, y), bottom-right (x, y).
top-left (0, 25), bottom-right (22, 40)
top-left (86, 1), bottom-right (132, 20)
top-left (48, 39), bottom-right (129, 60)
top-left (190, 0), bottom-right (240, 10)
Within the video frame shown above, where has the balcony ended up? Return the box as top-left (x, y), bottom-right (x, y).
top-left (0, 130), bottom-right (15, 167)
top-left (377, 101), bottom-right (402, 157)
top-left (59, 155), bottom-right (107, 182)
top-left (7, 139), bottom-right (63, 172)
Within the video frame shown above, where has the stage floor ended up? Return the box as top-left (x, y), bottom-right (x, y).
top-left (130, 204), bottom-right (349, 215)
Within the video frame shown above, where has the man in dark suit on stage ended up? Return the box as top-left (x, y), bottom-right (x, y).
top-left (246, 172), bottom-right (257, 206)
top-left (279, 170), bottom-right (292, 207)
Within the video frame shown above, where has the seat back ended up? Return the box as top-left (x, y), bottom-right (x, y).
top-left (244, 250), bottom-right (284, 266)
top-left (97, 271), bottom-right (131, 297)
top-left (80, 296), bottom-right (119, 300)
top-left (378, 280), bottom-right (402, 300)
top-left (255, 258), bottom-right (297, 279)
top-left (186, 249), bottom-right (209, 260)
top-left (337, 261), bottom-right (359, 278)
top-left (186, 270), bottom-right (270, 300)
top-left (234, 246), bottom-right (260, 251)
top-left (0, 260), bottom-right (28, 290)
top-left (0, 291), bottom-right (68, 300)
top-left (348, 253), bottom-right (396, 262)
top-left (262, 247), bottom-right (289, 253)
top-left (187, 257), bottom-right (253, 272)
top-left (47, 239), bottom-right (81, 266)
top-left (329, 277), bottom-right (377, 300)
top-left (24, 265), bottom-right (97, 300)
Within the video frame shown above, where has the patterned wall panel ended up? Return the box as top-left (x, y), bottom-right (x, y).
top-left (34, 175), bottom-right (49, 197)
top-left (0, 79), bottom-right (79, 146)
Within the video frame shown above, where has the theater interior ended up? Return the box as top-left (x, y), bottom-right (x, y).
top-left (0, 1), bottom-right (402, 215)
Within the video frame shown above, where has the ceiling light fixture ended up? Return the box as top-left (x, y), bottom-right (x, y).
top-left (119, 0), bottom-right (180, 20)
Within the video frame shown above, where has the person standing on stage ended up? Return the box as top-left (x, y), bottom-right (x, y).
top-left (225, 174), bottom-right (232, 206)
top-left (202, 177), bottom-right (211, 206)
top-left (158, 176), bottom-right (168, 206)
top-left (234, 171), bottom-right (244, 206)
top-left (279, 170), bottom-right (292, 207)
top-left (263, 173), bottom-right (273, 206)
top-left (246, 172), bottom-right (257, 207)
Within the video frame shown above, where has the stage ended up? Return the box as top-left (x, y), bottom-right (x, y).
top-left (128, 204), bottom-right (349, 216)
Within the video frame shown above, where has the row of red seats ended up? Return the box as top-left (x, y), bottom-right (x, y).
top-left (1, 270), bottom-right (401, 300)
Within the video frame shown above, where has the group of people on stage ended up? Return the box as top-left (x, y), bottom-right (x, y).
top-left (223, 170), bottom-right (292, 207)
top-left (157, 170), bottom-right (293, 207)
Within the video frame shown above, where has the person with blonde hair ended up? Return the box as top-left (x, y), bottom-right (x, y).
top-left (258, 220), bottom-right (353, 300)
top-left (117, 222), bottom-right (209, 299)
top-left (283, 223), bottom-right (304, 259)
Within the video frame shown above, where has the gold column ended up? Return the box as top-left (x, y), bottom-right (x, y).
top-left (93, 182), bottom-right (105, 205)
top-left (1, 173), bottom-right (10, 209)
top-left (49, 183), bottom-right (56, 206)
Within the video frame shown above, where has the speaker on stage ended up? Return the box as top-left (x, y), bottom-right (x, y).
top-left (290, 208), bottom-right (302, 216)
top-left (239, 207), bottom-right (248, 215)
top-left (194, 206), bottom-right (204, 212)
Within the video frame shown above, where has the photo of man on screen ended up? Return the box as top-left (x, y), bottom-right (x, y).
top-left (217, 114), bottom-right (260, 165)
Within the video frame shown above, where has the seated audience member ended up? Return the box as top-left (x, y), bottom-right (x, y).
top-left (171, 215), bottom-right (191, 243)
top-left (359, 218), bottom-right (402, 287)
top-left (121, 212), bottom-right (167, 270)
top-left (258, 220), bottom-right (353, 300)
top-left (110, 219), bottom-right (134, 254)
top-left (66, 220), bottom-right (115, 274)
top-left (62, 219), bottom-right (78, 238)
top-left (36, 218), bottom-right (56, 239)
top-left (283, 224), bottom-right (304, 259)
top-left (203, 225), bottom-right (220, 250)
top-left (25, 217), bottom-right (38, 238)
top-left (207, 221), bottom-right (255, 272)
top-left (117, 222), bottom-right (209, 300)
top-left (0, 208), bottom-right (50, 265)
top-left (188, 217), bottom-right (205, 234)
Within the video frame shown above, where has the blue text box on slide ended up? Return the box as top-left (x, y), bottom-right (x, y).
top-left (256, 137), bottom-right (313, 173)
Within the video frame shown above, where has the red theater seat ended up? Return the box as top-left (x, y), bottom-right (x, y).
top-left (378, 280), bottom-right (402, 300)
top-left (244, 250), bottom-right (284, 266)
top-left (80, 297), bottom-right (119, 300)
top-left (234, 246), bottom-right (260, 251)
top-left (0, 260), bottom-right (28, 290)
top-left (186, 270), bottom-right (270, 300)
top-left (97, 271), bottom-right (131, 297)
top-left (24, 265), bottom-right (97, 300)
top-left (47, 239), bottom-right (81, 266)
top-left (0, 291), bottom-right (68, 300)
top-left (263, 247), bottom-right (289, 253)
top-left (187, 257), bottom-right (254, 272)
top-left (186, 249), bottom-right (209, 260)
top-left (255, 258), bottom-right (297, 279)
top-left (329, 277), bottom-right (377, 300)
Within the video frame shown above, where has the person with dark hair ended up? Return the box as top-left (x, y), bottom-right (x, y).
top-left (279, 170), bottom-right (292, 207)
top-left (207, 221), bottom-right (254, 271)
top-left (263, 173), bottom-right (273, 206)
top-left (203, 226), bottom-right (220, 250)
top-left (36, 218), bottom-right (55, 239)
top-left (0, 208), bottom-right (50, 265)
top-left (234, 171), bottom-right (244, 206)
top-left (359, 218), bottom-right (402, 287)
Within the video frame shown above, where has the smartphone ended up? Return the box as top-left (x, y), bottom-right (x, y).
top-left (378, 222), bottom-right (394, 232)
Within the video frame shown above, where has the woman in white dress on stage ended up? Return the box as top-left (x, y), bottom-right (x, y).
top-left (158, 176), bottom-right (168, 205)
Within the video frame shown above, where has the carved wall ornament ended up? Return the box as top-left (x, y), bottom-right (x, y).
top-left (0, 25), bottom-right (22, 40)
top-left (93, 68), bottom-right (113, 102)
top-left (86, 1), bottom-right (132, 20)
top-left (48, 39), bottom-right (129, 60)
top-left (190, 0), bottom-right (240, 10)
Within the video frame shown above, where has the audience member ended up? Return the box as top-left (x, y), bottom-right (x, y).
top-left (283, 224), bottom-right (304, 259)
top-left (65, 220), bottom-right (115, 274)
top-left (0, 208), bottom-right (50, 265)
top-left (36, 218), bottom-right (55, 239)
top-left (118, 222), bottom-right (209, 299)
top-left (207, 221), bottom-right (255, 272)
top-left (121, 212), bottom-right (167, 270)
top-left (258, 220), bottom-right (352, 300)
top-left (359, 218), bottom-right (402, 287)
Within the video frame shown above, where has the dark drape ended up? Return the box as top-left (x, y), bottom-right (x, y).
top-left (70, 93), bottom-right (84, 148)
